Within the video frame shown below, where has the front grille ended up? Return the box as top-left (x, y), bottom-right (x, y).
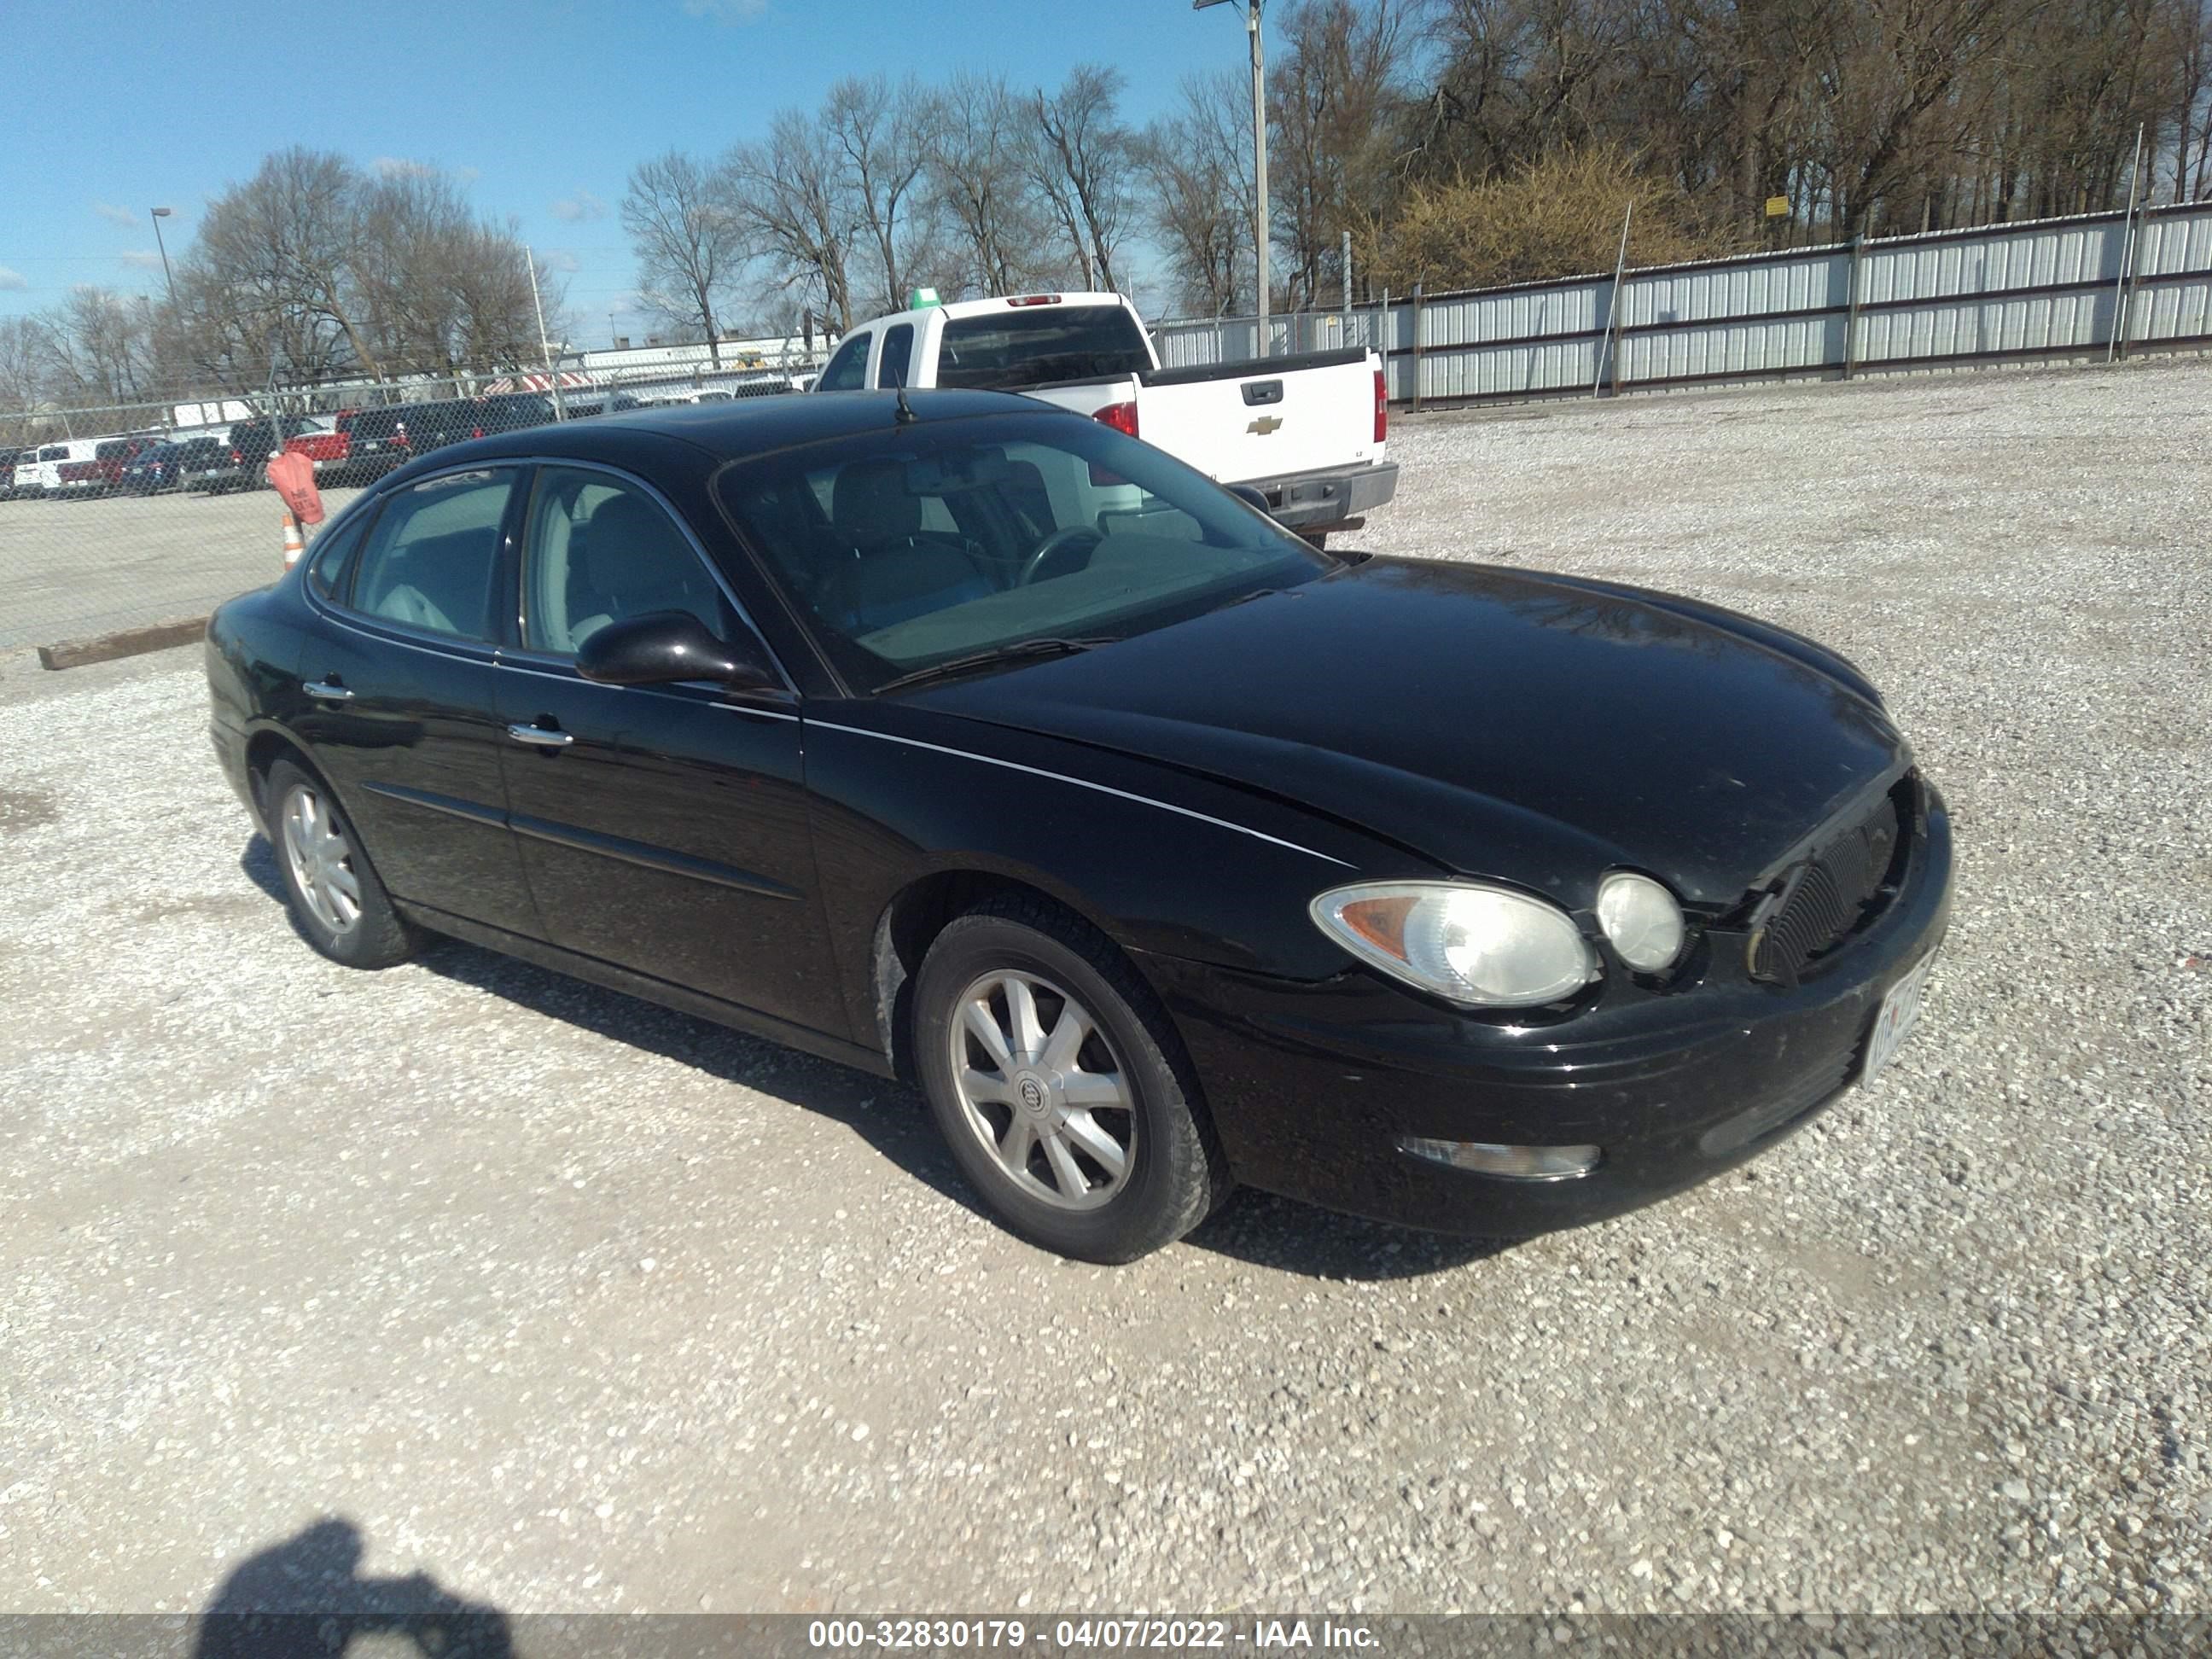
top-left (1749, 781), bottom-right (1910, 984)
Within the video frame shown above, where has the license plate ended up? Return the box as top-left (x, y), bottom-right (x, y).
top-left (1864, 952), bottom-right (1935, 1080)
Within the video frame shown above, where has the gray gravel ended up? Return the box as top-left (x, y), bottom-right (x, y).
top-left (0, 356), bottom-right (2206, 1619)
top-left (0, 484), bottom-right (367, 651)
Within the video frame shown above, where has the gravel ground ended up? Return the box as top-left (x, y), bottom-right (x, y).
top-left (0, 356), bottom-right (2206, 1621)
top-left (0, 483), bottom-right (365, 652)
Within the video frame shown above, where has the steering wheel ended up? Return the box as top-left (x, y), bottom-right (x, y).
top-left (1018, 526), bottom-right (1103, 587)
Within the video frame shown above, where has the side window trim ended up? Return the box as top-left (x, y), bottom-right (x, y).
top-left (506, 457), bottom-right (799, 696)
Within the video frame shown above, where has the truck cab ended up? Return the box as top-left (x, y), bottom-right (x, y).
top-left (813, 291), bottom-right (1396, 542)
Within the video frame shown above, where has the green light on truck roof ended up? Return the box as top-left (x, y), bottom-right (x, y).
top-left (907, 287), bottom-right (941, 310)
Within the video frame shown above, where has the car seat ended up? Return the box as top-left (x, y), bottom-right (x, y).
top-left (825, 458), bottom-right (994, 632)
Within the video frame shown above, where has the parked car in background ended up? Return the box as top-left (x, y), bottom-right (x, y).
top-left (90, 435), bottom-right (163, 493)
top-left (335, 406), bottom-right (429, 480)
top-left (204, 390), bottom-right (1949, 1263)
top-left (11, 442), bottom-right (74, 498)
top-left (229, 415), bottom-right (322, 479)
top-left (169, 436), bottom-right (236, 492)
top-left (814, 291), bottom-right (1396, 544)
top-left (282, 420), bottom-right (353, 486)
top-left (568, 393), bottom-right (645, 421)
top-left (116, 436), bottom-right (231, 495)
top-left (472, 392), bottom-right (557, 435)
top-left (51, 439), bottom-right (114, 498)
top-left (120, 441), bottom-right (188, 494)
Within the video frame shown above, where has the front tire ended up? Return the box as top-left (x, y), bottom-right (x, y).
top-left (913, 897), bottom-right (1227, 1263)
top-left (265, 758), bottom-right (418, 969)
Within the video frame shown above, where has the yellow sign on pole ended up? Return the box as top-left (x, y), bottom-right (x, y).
top-left (1765, 195), bottom-right (1791, 218)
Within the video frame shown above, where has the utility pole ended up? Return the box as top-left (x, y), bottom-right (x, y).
top-left (148, 207), bottom-right (178, 307)
top-left (1196, 0), bottom-right (1269, 357)
top-left (521, 242), bottom-right (567, 421)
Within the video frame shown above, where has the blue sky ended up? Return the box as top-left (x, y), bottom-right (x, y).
top-left (0, 0), bottom-right (1269, 340)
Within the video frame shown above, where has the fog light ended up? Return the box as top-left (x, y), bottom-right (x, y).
top-left (1398, 1137), bottom-right (1602, 1180)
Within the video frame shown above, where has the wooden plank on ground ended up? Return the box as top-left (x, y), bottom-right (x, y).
top-left (36, 616), bottom-right (209, 672)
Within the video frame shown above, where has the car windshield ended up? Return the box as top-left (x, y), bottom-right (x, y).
top-left (716, 411), bottom-right (1331, 694)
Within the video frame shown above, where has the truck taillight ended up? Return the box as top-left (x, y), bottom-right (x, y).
top-left (1375, 369), bottom-right (1388, 444)
top-left (1007, 294), bottom-right (1063, 307)
top-left (1092, 401), bottom-right (1138, 439)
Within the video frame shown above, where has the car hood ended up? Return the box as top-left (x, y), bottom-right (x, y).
top-left (908, 557), bottom-right (1909, 908)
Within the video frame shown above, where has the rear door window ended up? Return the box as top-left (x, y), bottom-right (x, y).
top-left (345, 469), bottom-right (518, 643)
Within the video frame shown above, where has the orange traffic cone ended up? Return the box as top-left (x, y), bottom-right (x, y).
top-left (281, 512), bottom-right (306, 570)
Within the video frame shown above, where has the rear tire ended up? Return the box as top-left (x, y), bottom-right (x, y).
top-left (913, 895), bottom-right (1228, 1263)
top-left (265, 758), bottom-right (418, 969)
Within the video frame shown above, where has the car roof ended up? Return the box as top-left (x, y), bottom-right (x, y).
top-left (445, 387), bottom-right (1053, 469)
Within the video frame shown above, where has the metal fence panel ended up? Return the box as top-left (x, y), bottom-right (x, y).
top-left (1151, 199), bottom-right (2212, 410)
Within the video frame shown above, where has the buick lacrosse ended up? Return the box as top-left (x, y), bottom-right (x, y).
top-left (206, 390), bottom-right (1950, 1262)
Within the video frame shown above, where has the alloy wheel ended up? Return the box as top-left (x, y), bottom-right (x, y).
top-left (948, 969), bottom-right (1136, 1210)
top-left (280, 783), bottom-right (362, 935)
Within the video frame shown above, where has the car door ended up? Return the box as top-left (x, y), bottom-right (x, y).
top-left (493, 463), bottom-right (844, 1033)
top-left (293, 465), bottom-right (539, 936)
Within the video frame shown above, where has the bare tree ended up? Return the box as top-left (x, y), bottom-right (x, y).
top-left (1024, 65), bottom-right (1136, 290)
top-left (824, 74), bottom-right (941, 315)
top-left (722, 109), bottom-right (857, 330)
top-left (1270, 0), bottom-right (1411, 304)
top-left (1137, 73), bottom-right (1258, 314)
top-left (622, 150), bottom-right (747, 366)
top-left (928, 72), bottom-right (1054, 294)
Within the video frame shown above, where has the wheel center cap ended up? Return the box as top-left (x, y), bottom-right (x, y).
top-left (1015, 1073), bottom-right (1051, 1118)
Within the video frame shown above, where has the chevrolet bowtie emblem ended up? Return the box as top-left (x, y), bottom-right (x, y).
top-left (1248, 414), bottom-right (1284, 435)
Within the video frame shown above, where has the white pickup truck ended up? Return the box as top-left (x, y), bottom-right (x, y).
top-left (810, 292), bottom-right (1396, 542)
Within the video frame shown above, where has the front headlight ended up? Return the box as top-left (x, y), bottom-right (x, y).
top-left (1310, 882), bottom-right (1598, 1008)
top-left (1595, 871), bottom-right (1686, 972)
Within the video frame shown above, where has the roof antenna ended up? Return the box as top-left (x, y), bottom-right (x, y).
top-left (894, 385), bottom-right (918, 425)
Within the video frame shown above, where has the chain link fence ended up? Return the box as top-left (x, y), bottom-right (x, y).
top-left (0, 345), bottom-right (824, 658)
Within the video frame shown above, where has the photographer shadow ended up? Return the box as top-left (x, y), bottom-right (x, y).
top-left (195, 1518), bottom-right (511, 1659)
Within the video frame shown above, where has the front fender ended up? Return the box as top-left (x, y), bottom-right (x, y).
top-left (800, 705), bottom-right (1434, 1053)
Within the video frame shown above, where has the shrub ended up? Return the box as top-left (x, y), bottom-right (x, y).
top-left (1356, 144), bottom-right (1743, 295)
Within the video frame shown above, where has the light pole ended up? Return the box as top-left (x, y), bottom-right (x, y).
top-left (148, 207), bottom-right (178, 306)
top-left (519, 241), bottom-right (568, 421)
top-left (1195, 0), bottom-right (1269, 356)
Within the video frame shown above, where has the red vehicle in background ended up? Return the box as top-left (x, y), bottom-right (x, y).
top-left (281, 418), bottom-right (352, 484)
top-left (56, 435), bottom-right (161, 497)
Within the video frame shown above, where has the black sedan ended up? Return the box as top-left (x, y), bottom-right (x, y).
top-left (205, 389), bottom-right (1952, 1263)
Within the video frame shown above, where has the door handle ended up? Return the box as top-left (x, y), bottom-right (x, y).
top-left (506, 722), bottom-right (574, 748)
top-left (301, 680), bottom-right (354, 701)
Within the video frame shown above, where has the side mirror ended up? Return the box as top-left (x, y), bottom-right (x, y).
top-left (1228, 483), bottom-right (1274, 517)
top-left (576, 610), bottom-right (779, 691)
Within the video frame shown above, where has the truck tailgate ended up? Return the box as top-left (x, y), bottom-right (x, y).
top-left (1134, 348), bottom-right (1382, 487)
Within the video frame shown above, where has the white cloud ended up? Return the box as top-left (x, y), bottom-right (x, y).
top-left (93, 202), bottom-right (138, 228)
top-left (0, 265), bottom-right (26, 291)
top-left (119, 249), bottom-right (165, 271)
top-left (373, 156), bottom-right (437, 179)
top-left (541, 249), bottom-right (582, 274)
top-left (551, 189), bottom-right (608, 223)
top-left (453, 166), bottom-right (481, 184)
top-left (682, 0), bottom-right (769, 21)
